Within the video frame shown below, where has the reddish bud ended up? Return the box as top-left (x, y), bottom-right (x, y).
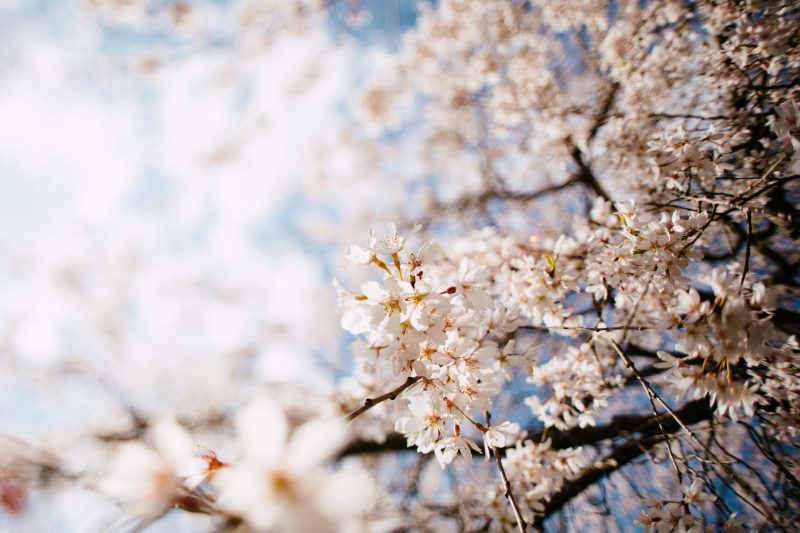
top-left (0, 479), bottom-right (26, 516)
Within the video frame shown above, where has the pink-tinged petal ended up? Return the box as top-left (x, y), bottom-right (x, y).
top-left (340, 307), bottom-right (370, 335)
top-left (433, 445), bottom-right (447, 469)
top-left (344, 245), bottom-right (372, 265)
top-left (466, 287), bottom-right (493, 308)
top-left (235, 398), bottom-right (288, 468)
top-left (469, 267), bottom-right (491, 284)
top-left (150, 418), bottom-right (198, 478)
top-left (213, 465), bottom-right (266, 518)
top-left (317, 462), bottom-right (374, 523)
top-left (418, 241), bottom-right (442, 264)
top-left (99, 442), bottom-right (179, 519)
top-left (286, 417), bottom-right (350, 473)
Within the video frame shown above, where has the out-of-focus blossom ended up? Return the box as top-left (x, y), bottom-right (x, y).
top-left (98, 418), bottom-right (204, 520)
top-left (214, 398), bottom-right (373, 533)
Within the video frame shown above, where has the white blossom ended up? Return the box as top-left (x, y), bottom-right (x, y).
top-left (214, 399), bottom-right (372, 533)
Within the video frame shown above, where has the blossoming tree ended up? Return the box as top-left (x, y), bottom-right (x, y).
top-left (1, 0), bottom-right (799, 532)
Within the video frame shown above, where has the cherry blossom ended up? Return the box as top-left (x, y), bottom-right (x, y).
top-left (214, 399), bottom-right (372, 533)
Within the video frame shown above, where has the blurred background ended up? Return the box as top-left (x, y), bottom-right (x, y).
top-left (0, 1), bottom-right (421, 528)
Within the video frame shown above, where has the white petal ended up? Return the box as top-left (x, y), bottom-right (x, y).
top-left (235, 398), bottom-right (289, 468)
top-left (317, 462), bottom-right (374, 524)
top-left (286, 417), bottom-right (350, 473)
top-left (361, 280), bottom-right (387, 301)
top-left (344, 245), bottom-right (372, 265)
top-left (150, 418), bottom-right (197, 477)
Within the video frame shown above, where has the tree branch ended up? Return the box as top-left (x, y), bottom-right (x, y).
top-left (493, 445), bottom-right (528, 533)
top-left (340, 395), bottom-right (710, 459)
top-left (534, 398), bottom-right (714, 526)
top-left (345, 376), bottom-right (422, 421)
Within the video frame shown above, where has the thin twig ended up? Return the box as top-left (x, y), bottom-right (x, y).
top-left (608, 341), bottom-right (780, 528)
top-left (609, 340), bottom-right (714, 453)
top-left (492, 443), bottom-right (528, 533)
top-left (485, 411), bottom-right (528, 532)
top-left (609, 340), bottom-right (683, 485)
top-left (345, 376), bottom-right (422, 421)
top-left (741, 209), bottom-right (752, 287)
top-left (519, 324), bottom-right (657, 332)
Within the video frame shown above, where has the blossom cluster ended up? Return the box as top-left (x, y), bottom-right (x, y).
top-left (635, 478), bottom-right (719, 533)
top-left (525, 343), bottom-right (621, 431)
top-left (336, 205), bottom-right (797, 528)
top-left (337, 223), bottom-right (524, 466)
top-left (482, 440), bottom-right (586, 530)
top-left (656, 269), bottom-right (770, 421)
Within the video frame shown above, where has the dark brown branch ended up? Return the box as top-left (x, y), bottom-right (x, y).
top-left (741, 208), bottom-right (752, 286)
top-left (567, 82), bottom-right (618, 203)
top-left (417, 83), bottom-right (618, 225)
top-left (648, 112), bottom-right (732, 121)
top-left (340, 394), bottom-right (710, 459)
top-left (417, 176), bottom-right (583, 226)
top-left (534, 398), bottom-right (712, 452)
top-left (570, 144), bottom-right (611, 202)
top-left (345, 376), bottom-right (422, 421)
top-left (588, 83), bottom-right (619, 142)
top-left (534, 399), bottom-right (714, 526)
